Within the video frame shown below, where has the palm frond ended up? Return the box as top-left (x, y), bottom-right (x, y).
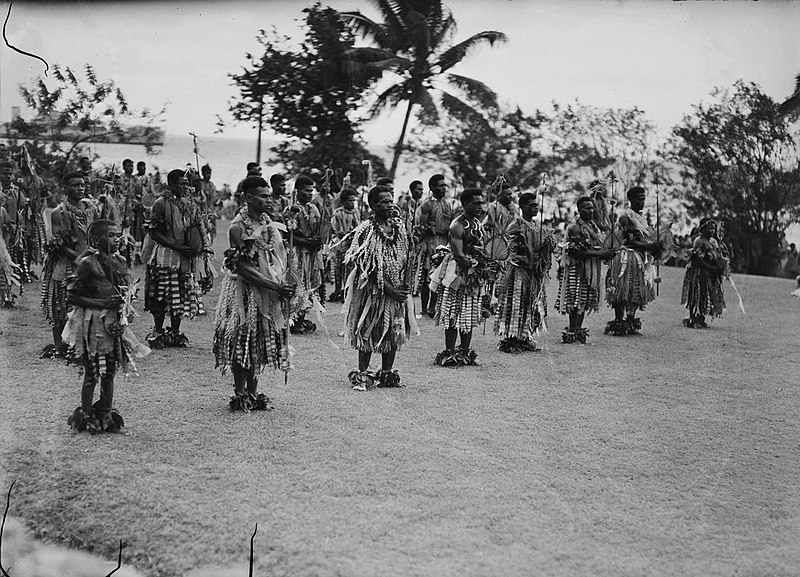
top-left (405, 10), bottom-right (431, 61)
top-left (445, 73), bottom-right (498, 110)
top-left (369, 81), bottom-right (411, 118)
top-left (436, 31), bottom-right (507, 73)
top-left (415, 87), bottom-right (439, 125)
top-left (339, 11), bottom-right (391, 48)
top-left (439, 90), bottom-right (491, 131)
top-left (431, 9), bottom-right (456, 47)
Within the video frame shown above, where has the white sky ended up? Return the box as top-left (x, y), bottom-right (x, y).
top-left (1, 0), bottom-right (799, 150)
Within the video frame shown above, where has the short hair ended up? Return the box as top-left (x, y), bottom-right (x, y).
top-left (460, 188), bottom-right (483, 204)
top-left (376, 177), bottom-right (393, 186)
top-left (62, 170), bottom-right (85, 184)
top-left (136, 161), bottom-right (146, 167)
top-left (270, 173), bottom-right (286, 186)
top-left (123, 158), bottom-right (133, 164)
top-left (201, 163), bottom-right (212, 172)
top-left (242, 176), bottom-right (268, 194)
top-left (367, 185), bottom-right (392, 207)
top-left (167, 169), bottom-right (186, 187)
top-left (87, 219), bottom-right (115, 247)
top-left (409, 180), bottom-right (422, 189)
top-left (428, 174), bottom-right (445, 189)
top-left (518, 192), bottom-right (538, 207)
top-left (294, 175), bottom-right (315, 191)
top-left (246, 162), bottom-right (259, 171)
top-left (627, 186), bottom-right (646, 200)
top-left (576, 195), bottom-right (594, 207)
top-left (339, 187), bottom-right (358, 200)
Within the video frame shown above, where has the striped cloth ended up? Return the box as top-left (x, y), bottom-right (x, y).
top-left (144, 265), bottom-right (204, 318)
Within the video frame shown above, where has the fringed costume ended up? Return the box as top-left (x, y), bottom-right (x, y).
top-left (494, 218), bottom-right (556, 352)
top-left (329, 205), bottom-right (361, 302)
top-left (213, 210), bottom-right (290, 410)
top-left (681, 237), bottom-right (726, 328)
top-left (555, 217), bottom-right (605, 343)
top-left (283, 202), bottom-right (323, 333)
top-left (415, 197), bottom-right (458, 297)
top-left (604, 209), bottom-right (657, 336)
top-left (144, 192), bottom-right (207, 346)
top-left (430, 214), bottom-right (491, 366)
top-left (63, 251), bottom-right (150, 434)
top-left (40, 200), bottom-right (96, 356)
top-left (0, 205), bottom-right (21, 306)
top-left (343, 215), bottom-right (417, 390)
top-left (2, 184), bottom-right (34, 284)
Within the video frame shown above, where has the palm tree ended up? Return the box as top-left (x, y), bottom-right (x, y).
top-left (340, 0), bottom-right (507, 177)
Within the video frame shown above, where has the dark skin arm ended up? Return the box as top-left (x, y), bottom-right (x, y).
top-left (149, 199), bottom-right (196, 257)
top-left (567, 223), bottom-right (615, 259)
top-left (618, 214), bottom-right (659, 253)
top-left (449, 219), bottom-right (473, 271)
top-left (229, 225), bottom-right (295, 298)
top-left (50, 209), bottom-right (80, 261)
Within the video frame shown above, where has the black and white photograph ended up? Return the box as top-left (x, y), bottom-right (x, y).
top-left (1, 0), bottom-right (799, 575)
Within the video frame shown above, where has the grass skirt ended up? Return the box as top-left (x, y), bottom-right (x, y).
top-left (212, 273), bottom-right (287, 372)
top-left (430, 254), bottom-right (484, 332)
top-left (605, 248), bottom-right (656, 310)
top-left (555, 261), bottom-right (600, 315)
top-left (342, 268), bottom-right (411, 353)
top-left (681, 264), bottom-right (725, 319)
top-left (40, 256), bottom-right (72, 325)
top-left (145, 264), bottom-right (204, 318)
top-left (494, 265), bottom-right (547, 340)
top-left (62, 306), bottom-right (149, 377)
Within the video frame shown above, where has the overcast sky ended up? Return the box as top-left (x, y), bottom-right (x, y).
top-left (1, 0), bottom-right (799, 149)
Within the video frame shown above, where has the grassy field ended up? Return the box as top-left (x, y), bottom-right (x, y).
top-left (1, 230), bottom-right (799, 577)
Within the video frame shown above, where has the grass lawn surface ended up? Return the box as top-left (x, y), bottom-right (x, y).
top-left (1, 227), bottom-right (799, 577)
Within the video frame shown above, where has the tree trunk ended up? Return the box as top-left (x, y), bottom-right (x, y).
top-left (390, 99), bottom-right (415, 179)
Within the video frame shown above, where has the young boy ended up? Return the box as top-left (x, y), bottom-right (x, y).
top-left (494, 191), bottom-right (556, 352)
top-left (328, 188), bottom-right (361, 302)
top-left (213, 177), bottom-right (295, 411)
top-left (64, 219), bottom-right (148, 433)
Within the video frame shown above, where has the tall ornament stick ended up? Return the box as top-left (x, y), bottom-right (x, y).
top-left (539, 172), bottom-right (547, 247)
top-left (189, 132), bottom-right (201, 173)
top-left (654, 173), bottom-right (661, 297)
top-left (284, 185), bottom-right (297, 386)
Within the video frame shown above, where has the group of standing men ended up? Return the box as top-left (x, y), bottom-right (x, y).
top-left (1, 151), bottom-right (731, 433)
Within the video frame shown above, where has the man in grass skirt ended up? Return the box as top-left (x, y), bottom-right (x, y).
top-left (1, 161), bottom-right (34, 286)
top-left (343, 185), bottom-right (417, 390)
top-left (144, 169), bottom-right (209, 348)
top-left (328, 188), bottom-right (361, 303)
top-left (681, 217), bottom-right (727, 328)
top-left (416, 174), bottom-right (459, 317)
top-left (555, 196), bottom-right (616, 344)
top-left (604, 186), bottom-right (662, 336)
top-left (213, 177), bottom-right (295, 411)
top-left (40, 172), bottom-right (97, 358)
top-left (429, 188), bottom-right (492, 367)
top-left (494, 191), bottom-right (556, 353)
top-left (64, 219), bottom-right (150, 434)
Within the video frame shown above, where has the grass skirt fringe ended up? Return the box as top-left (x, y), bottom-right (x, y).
top-left (342, 268), bottom-right (410, 353)
top-left (681, 264), bottom-right (725, 319)
top-left (62, 307), bottom-right (148, 377)
top-left (40, 256), bottom-right (71, 325)
top-left (145, 264), bottom-right (203, 318)
top-left (605, 248), bottom-right (655, 309)
top-left (494, 265), bottom-right (546, 340)
top-left (555, 262), bottom-right (599, 315)
top-left (213, 274), bottom-right (286, 373)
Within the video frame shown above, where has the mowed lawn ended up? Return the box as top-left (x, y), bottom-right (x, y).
top-left (1, 230), bottom-right (799, 577)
